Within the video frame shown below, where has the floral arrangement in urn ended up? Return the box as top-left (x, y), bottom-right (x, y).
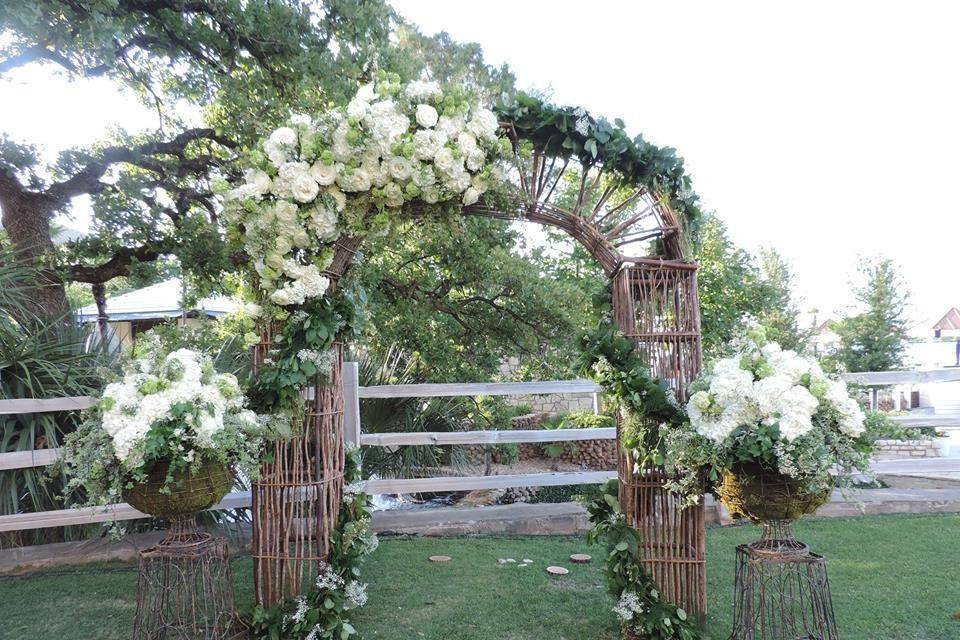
top-left (663, 327), bottom-right (872, 522)
top-left (59, 339), bottom-right (264, 518)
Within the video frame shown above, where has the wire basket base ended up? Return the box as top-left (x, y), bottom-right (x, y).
top-left (132, 520), bottom-right (245, 640)
top-left (730, 542), bottom-right (839, 640)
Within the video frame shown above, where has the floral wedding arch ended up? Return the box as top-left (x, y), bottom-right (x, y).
top-left (224, 72), bottom-right (706, 635)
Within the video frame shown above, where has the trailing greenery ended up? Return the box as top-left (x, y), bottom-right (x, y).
top-left (584, 480), bottom-right (701, 640)
top-left (578, 324), bottom-right (685, 468)
top-left (248, 447), bottom-right (377, 640)
top-left (55, 339), bottom-right (264, 513)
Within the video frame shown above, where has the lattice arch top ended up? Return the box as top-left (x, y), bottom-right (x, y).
top-left (465, 92), bottom-right (703, 274)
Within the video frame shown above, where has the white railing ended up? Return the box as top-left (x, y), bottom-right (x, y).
top-left (0, 365), bottom-right (610, 532)
top-left (842, 367), bottom-right (960, 425)
top-left (344, 362), bottom-right (612, 495)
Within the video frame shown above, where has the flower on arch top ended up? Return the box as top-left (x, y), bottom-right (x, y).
top-left (223, 72), bottom-right (507, 312)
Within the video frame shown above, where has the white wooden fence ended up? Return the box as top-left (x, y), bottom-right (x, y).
top-left (0, 365), bottom-right (610, 533)
top-left (2, 365), bottom-right (957, 534)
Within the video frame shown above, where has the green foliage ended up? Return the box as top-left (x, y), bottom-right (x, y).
top-left (692, 216), bottom-right (809, 359)
top-left (834, 257), bottom-right (909, 373)
top-left (584, 481), bottom-right (701, 640)
top-left (541, 411), bottom-right (613, 459)
top-left (578, 324), bottom-right (685, 468)
top-left (248, 448), bottom-right (377, 640)
top-left (361, 215), bottom-right (589, 382)
top-left (0, 255), bottom-right (118, 544)
top-left (756, 248), bottom-right (810, 352)
top-left (495, 93), bottom-right (702, 239)
top-left (863, 410), bottom-right (938, 440)
top-left (247, 287), bottom-right (367, 416)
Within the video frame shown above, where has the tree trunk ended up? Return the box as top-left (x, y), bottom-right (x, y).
top-left (0, 192), bottom-right (70, 321)
top-left (92, 282), bottom-right (109, 340)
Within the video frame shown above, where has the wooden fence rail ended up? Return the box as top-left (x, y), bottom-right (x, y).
top-left (2, 364), bottom-right (958, 533)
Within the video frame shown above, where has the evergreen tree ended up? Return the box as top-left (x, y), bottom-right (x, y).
top-left (835, 257), bottom-right (909, 372)
top-left (756, 248), bottom-right (809, 352)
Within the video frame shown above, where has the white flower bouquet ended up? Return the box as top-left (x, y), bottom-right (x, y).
top-left (222, 72), bottom-right (507, 312)
top-left (663, 327), bottom-right (872, 519)
top-left (60, 343), bottom-right (264, 516)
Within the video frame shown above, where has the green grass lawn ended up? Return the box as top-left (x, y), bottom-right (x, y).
top-left (0, 513), bottom-right (956, 640)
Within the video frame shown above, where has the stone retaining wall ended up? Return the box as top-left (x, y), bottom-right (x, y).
top-left (873, 439), bottom-right (941, 460)
top-left (508, 412), bottom-right (616, 470)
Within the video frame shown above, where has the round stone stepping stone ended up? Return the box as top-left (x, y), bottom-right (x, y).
top-left (569, 554), bottom-right (592, 564)
top-left (546, 566), bottom-right (569, 576)
top-left (429, 555), bottom-right (452, 563)
top-left (522, 559), bottom-right (534, 564)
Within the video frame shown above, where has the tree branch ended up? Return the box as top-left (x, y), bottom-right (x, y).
top-left (68, 242), bottom-right (173, 283)
top-left (44, 128), bottom-right (235, 204)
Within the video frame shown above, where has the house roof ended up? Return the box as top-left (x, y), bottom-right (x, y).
top-left (76, 278), bottom-right (241, 322)
top-left (933, 307), bottom-right (960, 331)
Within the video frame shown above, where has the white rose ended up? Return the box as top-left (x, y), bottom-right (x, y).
top-left (421, 185), bottom-right (440, 204)
top-left (415, 104), bottom-right (439, 128)
top-left (385, 156), bottom-right (413, 181)
top-left (433, 147), bottom-right (461, 175)
top-left (290, 174), bottom-right (320, 203)
top-left (382, 181), bottom-right (404, 207)
top-left (244, 169), bottom-right (272, 195)
top-left (462, 187), bottom-right (480, 206)
top-left (310, 162), bottom-right (338, 186)
top-left (456, 132), bottom-right (478, 154)
top-left (356, 83), bottom-right (377, 102)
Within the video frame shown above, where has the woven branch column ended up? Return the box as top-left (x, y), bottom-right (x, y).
top-left (612, 260), bottom-right (707, 619)
top-left (251, 237), bottom-right (359, 606)
top-left (251, 336), bottom-right (345, 605)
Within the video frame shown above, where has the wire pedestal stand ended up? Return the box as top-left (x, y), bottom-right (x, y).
top-left (132, 516), bottom-right (245, 640)
top-left (730, 520), bottom-right (839, 640)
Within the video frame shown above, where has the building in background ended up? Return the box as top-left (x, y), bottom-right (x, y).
top-left (75, 278), bottom-right (241, 346)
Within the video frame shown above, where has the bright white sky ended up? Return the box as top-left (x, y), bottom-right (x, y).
top-left (2, 1), bottom-right (958, 334)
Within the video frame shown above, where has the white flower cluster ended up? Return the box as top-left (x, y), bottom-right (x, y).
top-left (99, 348), bottom-right (259, 468)
top-left (687, 339), bottom-right (865, 446)
top-left (224, 74), bottom-right (504, 311)
top-left (315, 561), bottom-right (345, 591)
top-left (297, 348), bottom-right (337, 378)
top-left (345, 580), bottom-right (368, 608)
top-left (613, 591), bottom-right (645, 622)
